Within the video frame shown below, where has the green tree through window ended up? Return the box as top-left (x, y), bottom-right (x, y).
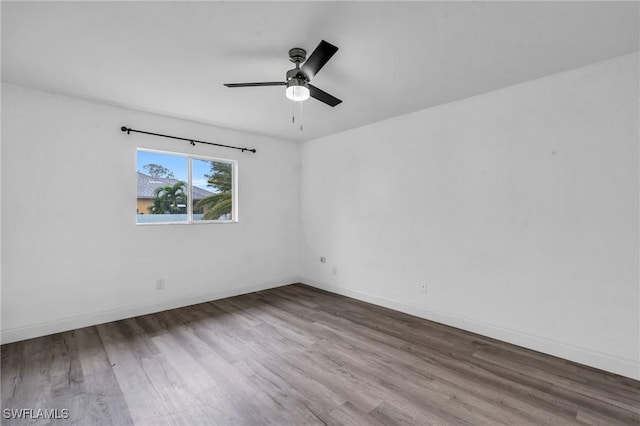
top-left (195, 162), bottom-right (233, 220)
top-left (149, 181), bottom-right (188, 214)
top-left (142, 163), bottom-right (175, 179)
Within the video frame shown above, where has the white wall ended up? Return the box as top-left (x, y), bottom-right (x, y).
top-left (300, 52), bottom-right (639, 379)
top-left (1, 83), bottom-right (301, 343)
top-left (2, 53), bottom-right (638, 380)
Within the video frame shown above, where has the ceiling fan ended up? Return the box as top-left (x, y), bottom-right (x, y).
top-left (224, 40), bottom-right (342, 107)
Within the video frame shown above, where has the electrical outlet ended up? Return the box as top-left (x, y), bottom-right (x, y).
top-left (320, 257), bottom-right (326, 263)
top-left (420, 283), bottom-right (427, 293)
top-left (156, 279), bottom-right (165, 290)
top-left (332, 267), bottom-right (338, 276)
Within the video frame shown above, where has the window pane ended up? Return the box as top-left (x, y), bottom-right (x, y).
top-left (192, 158), bottom-right (233, 221)
top-left (136, 151), bottom-right (188, 223)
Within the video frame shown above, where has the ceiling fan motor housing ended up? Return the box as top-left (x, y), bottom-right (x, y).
top-left (286, 67), bottom-right (308, 82)
top-left (287, 77), bottom-right (308, 89)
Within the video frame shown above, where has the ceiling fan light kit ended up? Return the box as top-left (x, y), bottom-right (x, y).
top-left (224, 40), bottom-right (341, 107)
top-left (285, 79), bottom-right (310, 101)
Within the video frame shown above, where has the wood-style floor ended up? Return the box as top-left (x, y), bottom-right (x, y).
top-left (1, 284), bottom-right (639, 425)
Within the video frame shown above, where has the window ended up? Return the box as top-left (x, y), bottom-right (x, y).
top-left (136, 149), bottom-right (237, 224)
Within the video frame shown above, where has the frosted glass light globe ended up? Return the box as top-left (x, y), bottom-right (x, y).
top-left (286, 84), bottom-right (310, 101)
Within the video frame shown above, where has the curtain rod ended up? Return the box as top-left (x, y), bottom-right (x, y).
top-left (121, 126), bottom-right (256, 153)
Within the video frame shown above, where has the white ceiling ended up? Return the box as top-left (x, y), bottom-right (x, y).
top-left (2, 1), bottom-right (638, 142)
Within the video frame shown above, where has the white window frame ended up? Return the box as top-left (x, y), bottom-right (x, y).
top-left (136, 148), bottom-right (238, 225)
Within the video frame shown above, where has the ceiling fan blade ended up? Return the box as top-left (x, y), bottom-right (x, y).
top-left (301, 40), bottom-right (338, 80)
top-left (224, 82), bottom-right (286, 87)
top-left (309, 84), bottom-right (342, 107)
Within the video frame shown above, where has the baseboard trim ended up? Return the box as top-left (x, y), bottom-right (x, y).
top-left (0, 279), bottom-right (296, 345)
top-left (301, 278), bottom-right (640, 381)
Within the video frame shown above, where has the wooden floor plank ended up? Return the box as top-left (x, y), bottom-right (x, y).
top-left (2, 283), bottom-right (638, 425)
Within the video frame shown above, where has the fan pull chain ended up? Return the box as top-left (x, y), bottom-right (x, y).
top-left (290, 95), bottom-right (304, 132)
top-left (292, 99), bottom-right (296, 124)
top-left (299, 100), bottom-right (303, 132)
